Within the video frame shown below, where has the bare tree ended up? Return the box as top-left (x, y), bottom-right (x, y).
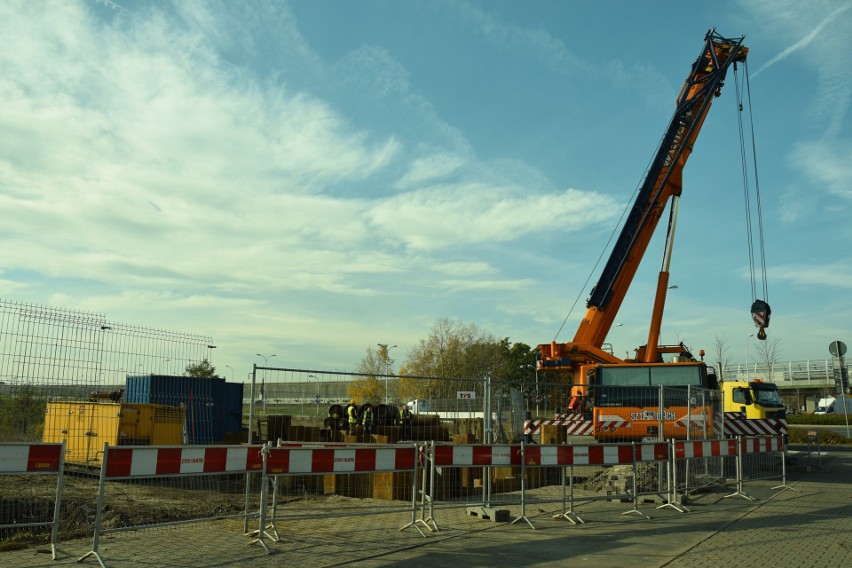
top-left (754, 337), bottom-right (783, 382)
top-left (713, 335), bottom-right (729, 380)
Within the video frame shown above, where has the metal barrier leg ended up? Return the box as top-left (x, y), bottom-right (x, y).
top-left (422, 443), bottom-right (439, 532)
top-left (247, 444), bottom-right (272, 553)
top-left (770, 446), bottom-right (798, 494)
top-left (77, 444), bottom-right (110, 568)
top-left (724, 436), bottom-right (756, 501)
top-left (400, 443), bottom-right (430, 536)
top-left (657, 441), bottom-right (687, 513)
top-left (510, 444), bottom-right (535, 529)
top-left (552, 465), bottom-right (584, 525)
top-left (621, 444), bottom-right (650, 519)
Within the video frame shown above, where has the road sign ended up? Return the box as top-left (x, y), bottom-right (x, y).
top-left (829, 340), bottom-right (847, 358)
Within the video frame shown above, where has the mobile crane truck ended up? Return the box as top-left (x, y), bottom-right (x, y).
top-left (530, 29), bottom-right (775, 442)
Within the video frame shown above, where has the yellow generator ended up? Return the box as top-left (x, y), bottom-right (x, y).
top-left (42, 401), bottom-right (185, 465)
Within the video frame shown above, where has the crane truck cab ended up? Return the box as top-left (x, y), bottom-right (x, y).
top-left (721, 379), bottom-right (785, 420)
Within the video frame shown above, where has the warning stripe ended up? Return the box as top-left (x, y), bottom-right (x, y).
top-left (433, 445), bottom-right (519, 467)
top-left (104, 445), bottom-right (264, 478)
top-left (435, 443), bottom-right (668, 467)
top-left (524, 415), bottom-right (587, 434)
top-left (0, 443), bottom-right (63, 474)
top-left (673, 439), bottom-right (738, 459)
top-left (741, 436), bottom-right (784, 454)
top-left (266, 446), bottom-right (417, 474)
top-left (712, 413), bottom-right (787, 437)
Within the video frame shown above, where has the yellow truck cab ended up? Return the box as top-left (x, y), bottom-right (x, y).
top-left (721, 379), bottom-right (786, 420)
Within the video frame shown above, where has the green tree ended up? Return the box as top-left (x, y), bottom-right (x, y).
top-left (0, 388), bottom-right (44, 442)
top-left (185, 359), bottom-right (217, 378)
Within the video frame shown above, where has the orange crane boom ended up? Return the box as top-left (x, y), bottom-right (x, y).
top-left (538, 29), bottom-right (748, 375)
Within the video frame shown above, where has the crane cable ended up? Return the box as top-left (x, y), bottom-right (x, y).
top-left (734, 61), bottom-right (771, 338)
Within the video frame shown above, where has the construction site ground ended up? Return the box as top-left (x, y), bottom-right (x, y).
top-left (2, 445), bottom-right (850, 568)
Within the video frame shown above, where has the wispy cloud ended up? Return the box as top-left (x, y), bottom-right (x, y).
top-left (751, 1), bottom-right (852, 77)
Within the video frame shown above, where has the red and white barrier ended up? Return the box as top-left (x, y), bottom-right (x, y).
top-left (433, 444), bottom-right (518, 466)
top-left (104, 445), bottom-right (264, 478)
top-left (740, 436), bottom-right (784, 454)
top-left (432, 442), bottom-right (668, 468)
top-left (674, 439), bottom-right (738, 459)
top-left (0, 443), bottom-right (63, 473)
top-left (524, 443), bottom-right (668, 466)
top-left (265, 446), bottom-right (416, 474)
top-left (1, 443), bottom-right (65, 560)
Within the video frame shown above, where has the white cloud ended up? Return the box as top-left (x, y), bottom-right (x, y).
top-left (371, 185), bottom-right (617, 251)
top-left (771, 261), bottom-right (852, 288)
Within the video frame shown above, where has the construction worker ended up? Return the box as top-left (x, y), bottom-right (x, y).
top-left (347, 401), bottom-right (359, 435)
top-left (399, 404), bottom-right (412, 440)
top-left (361, 404), bottom-right (375, 437)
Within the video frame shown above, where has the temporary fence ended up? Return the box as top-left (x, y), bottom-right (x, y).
top-left (254, 441), bottom-right (426, 550)
top-left (78, 443), bottom-right (265, 568)
top-left (425, 441), bottom-right (670, 528)
top-left (0, 442), bottom-right (65, 559)
top-left (0, 433), bottom-right (799, 566)
top-left (725, 436), bottom-right (794, 500)
top-left (669, 435), bottom-right (790, 507)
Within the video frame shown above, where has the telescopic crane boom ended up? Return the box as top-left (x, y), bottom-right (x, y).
top-left (537, 29), bottom-right (755, 375)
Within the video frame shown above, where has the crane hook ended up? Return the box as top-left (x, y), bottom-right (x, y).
top-left (751, 300), bottom-right (771, 340)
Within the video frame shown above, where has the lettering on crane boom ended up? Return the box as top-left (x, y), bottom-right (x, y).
top-left (630, 410), bottom-right (676, 421)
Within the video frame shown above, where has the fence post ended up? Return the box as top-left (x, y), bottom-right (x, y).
top-left (658, 439), bottom-right (687, 512)
top-left (724, 436), bottom-right (756, 501)
top-left (551, 443), bottom-right (583, 525)
top-left (622, 442), bottom-right (650, 519)
top-left (401, 442), bottom-right (430, 535)
top-left (77, 442), bottom-right (110, 568)
top-left (511, 442), bottom-right (534, 529)
top-left (248, 443), bottom-right (272, 553)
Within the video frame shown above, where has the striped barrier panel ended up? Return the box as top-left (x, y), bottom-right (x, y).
top-left (0, 442), bottom-right (63, 473)
top-left (673, 439), bottom-right (738, 459)
top-left (522, 442), bottom-right (668, 466)
top-left (722, 417), bottom-right (787, 437)
top-left (740, 435), bottom-right (784, 454)
top-left (103, 445), bottom-right (264, 478)
top-left (265, 446), bottom-right (417, 474)
top-left (0, 442), bottom-right (65, 560)
top-left (432, 442), bottom-right (668, 467)
top-left (80, 444), bottom-right (268, 566)
top-left (523, 418), bottom-right (613, 436)
top-left (524, 414), bottom-right (588, 435)
top-left (433, 444), bottom-right (519, 466)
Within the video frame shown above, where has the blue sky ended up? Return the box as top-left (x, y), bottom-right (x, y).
top-left (1, 0), bottom-right (851, 376)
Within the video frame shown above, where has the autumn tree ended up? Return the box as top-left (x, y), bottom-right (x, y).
top-left (359, 318), bottom-right (536, 405)
top-left (351, 344), bottom-right (400, 404)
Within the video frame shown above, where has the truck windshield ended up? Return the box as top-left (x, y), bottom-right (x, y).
top-left (752, 385), bottom-right (783, 407)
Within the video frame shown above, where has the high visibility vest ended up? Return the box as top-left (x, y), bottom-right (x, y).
top-left (348, 405), bottom-right (358, 424)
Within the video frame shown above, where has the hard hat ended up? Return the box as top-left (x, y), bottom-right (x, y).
top-left (350, 399), bottom-right (356, 404)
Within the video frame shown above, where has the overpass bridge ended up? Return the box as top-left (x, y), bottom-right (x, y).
top-left (720, 359), bottom-right (845, 410)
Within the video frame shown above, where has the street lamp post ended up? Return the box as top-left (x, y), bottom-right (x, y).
top-left (308, 374), bottom-right (320, 415)
top-left (377, 343), bottom-right (397, 405)
top-left (256, 353), bottom-right (276, 414)
top-left (225, 365), bottom-right (234, 381)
